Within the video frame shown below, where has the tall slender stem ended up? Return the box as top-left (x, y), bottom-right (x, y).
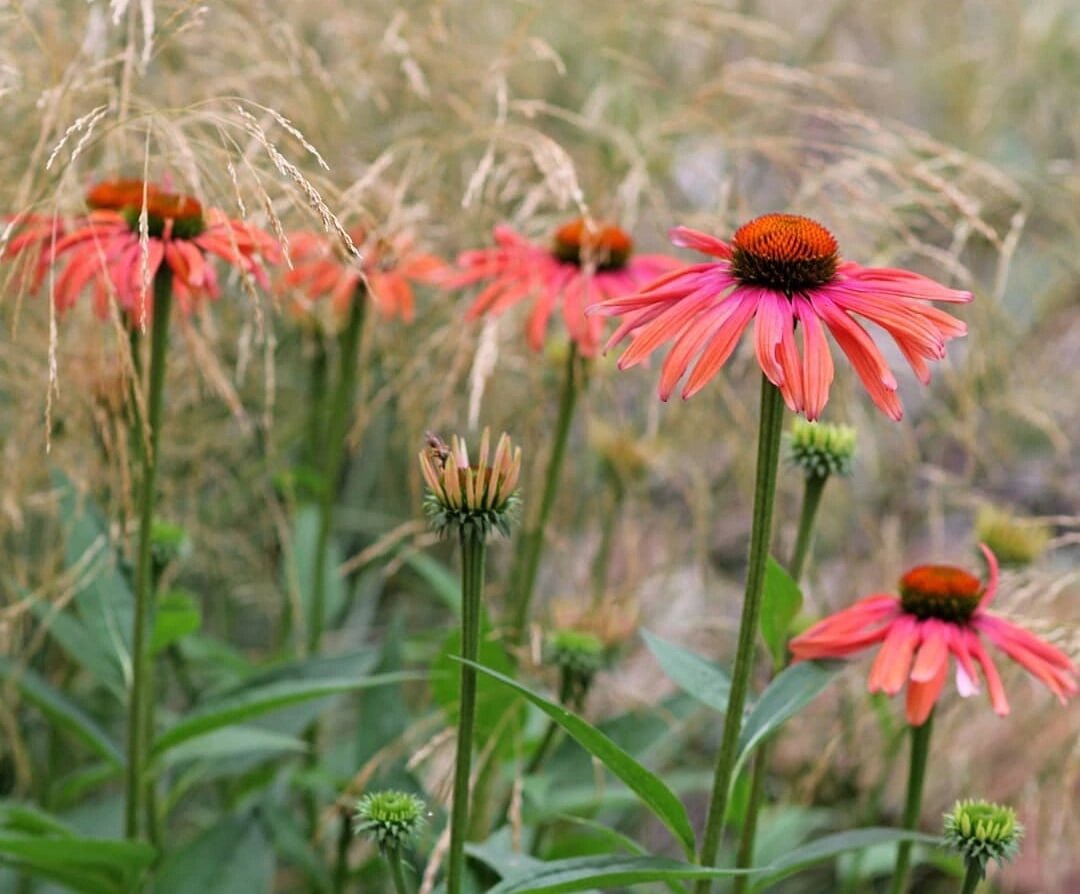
top-left (889, 713), bottom-right (934, 894)
top-left (447, 530), bottom-right (486, 894)
top-left (124, 269), bottom-right (173, 841)
top-left (693, 377), bottom-right (785, 893)
top-left (733, 472), bottom-right (827, 888)
top-left (591, 478), bottom-right (623, 604)
top-left (958, 863), bottom-right (982, 894)
top-left (387, 849), bottom-right (411, 894)
top-left (510, 344), bottom-right (580, 643)
top-left (307, 292), bottom-right (365, 654)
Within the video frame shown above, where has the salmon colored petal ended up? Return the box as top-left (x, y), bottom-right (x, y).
top-left (868, 615), bottom-right (919, 695)
top-left (905, 654), bottom-right (948, 726)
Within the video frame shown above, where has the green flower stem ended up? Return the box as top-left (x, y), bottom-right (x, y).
top-left (308, 291), bottom-right (365, 654)
top-left (693, 376), bottom-right (785, 894)
top-left (447, 530), bottom-right (486, 894)
top-left (510, 344), bottom-right (580, 644)
top-left (889, 712), bottom-right (935, 894)
top-left (305, 329), bottom-right (329, 473)
top-left (958, 863), bottom-right (983, 894)
top-left (387, 849), bottom-right (411, 894)
top-left (733, 472), bottom-right (828, 889)
top-left (124, 268), bottom-right (173, 841)
top-left (591, 477), bottom-right (623, 604)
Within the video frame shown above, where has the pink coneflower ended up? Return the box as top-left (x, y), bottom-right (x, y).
top-left (445, 218), bottom-right (680, 357)
top-left (10, 179), bottom-right (280, 320)
top-left (281, 227), bottom-right (443, 325)
top-left (591, 213), bottom-right (972, 420)
top-left (789, 545), bottom-right (1078, 726)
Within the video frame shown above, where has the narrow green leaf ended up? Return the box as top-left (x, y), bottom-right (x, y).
top-left (158, 725), bottom-right (307, 767)
top-left (0, 835), bottom-right (155, 894)
top-left (732, 661), bottom-right (842, 786)
top-left (0, 657), bottom-right (122, 767)
top-left (28, 600), bottom-right (125, 699)
top-left (759, 557), bottom-right (802, 668)
top-left (462, 659), bottom-right (696, 858)
top-left (152, 672), bottom-right (419, 756)
top-left (487, 855), bottom-right (745, 894)
top-left (641, 630), bottom-right (730, 713)
top-left (287, 504), bottom-right (346, 635)
top-left (156, 814), bottom-right (274, 894)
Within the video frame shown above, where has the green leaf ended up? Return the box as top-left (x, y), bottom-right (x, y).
top-left (152, 671), bottom-right (419, 756)
top-left (0, 830), bottom-right (154, 894)
top-left (753, 828), bottom-right (943, 889)
top-left (158, 725), bottom-right (308, 767)
top-left (151, 589), bottom-right (202, 653)
top-left (156, 814), bottom-right (274, 894)
top-left (402, 550), bottom-right (461, 613)
top-left (462, 659), bottom-right (696, 858)
top-left (641, 631), bottom-right (731, 713)
top-left (733, 661), bottom-right (842, 787)
top-left (487, 855), bottom-right (743, 893)
top-left (0, 657), bottom-right (122, 767)
top-left (29, 599), bottom-right (126, 699)
top-left (759, 557), bottom-right (802, 668)
top-left (287, 504), bottom-right (346, 636)
top-left (260, 803), bottom-right (333, 893)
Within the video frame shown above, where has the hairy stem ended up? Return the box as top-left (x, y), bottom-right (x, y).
top-left (447, 530), bottom-right (486, 894)
top-left (124, 269), bottom-right (173, 841)
top-left (693, 377), bottom-right (785, 893)
top-left (958, 862), bottom-right (983, 894)
top-left (889, 713), bottom-right (934, 894)
top-left (510, 344), bottom-right (580, 643)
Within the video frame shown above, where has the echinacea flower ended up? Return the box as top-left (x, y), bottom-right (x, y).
top-left (444, 219), bottom-right (680, 357)
top-left (1, 213), bottom-right (66, 295)
top-left (943, 799), bottom-right (1023, 880)
top-left (591, 213), bottom-right (972, 420)
top-left (354, 790), bottom-right (428, 854)
top-left (789, 545), bottom-right (1078, 725)
top-left (419, 428), bottom-right (522, 539)
top-left (281, 226), bottom-right (443, 326)
top-left (16, 179), bottom-right (280, 320)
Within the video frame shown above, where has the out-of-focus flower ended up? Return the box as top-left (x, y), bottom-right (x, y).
top-left (545, 596), bottom-right (639, 704)
top-left (591, 213), bottom-right (971, 420)
top-left (787, 418), bottom-right (857, 480)
top-left (444, 218), bottom-right (680, 357)
top-left (6, 179), bottom-right (280, 320)
top-left (789, 544), bottom-right (1077, 725)
top-left (419, 428), bottom-right (521, 539)
top-left (943, 799), bottom-right (1023, 880)
top-left (974, 505), bottom-right (1052, 568)
top-left (281, 226), bottom-right (443, 327)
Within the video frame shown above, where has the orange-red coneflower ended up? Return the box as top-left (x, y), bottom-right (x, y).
top-left (789, 544), bottom-right (1077, 725)
top-left (591, 213), bottom-right (972, 420)
top-left (444, 219), bottom-right (680, 357)
top-left (282, 227), bottom-right (443, 325)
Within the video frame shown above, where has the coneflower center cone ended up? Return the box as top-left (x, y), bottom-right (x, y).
top-left (899, 565), bottom-right (983, 623)
top-left (552, 218), bottom-right (632, 270)
top-left (730, 213), bottom-right (838, 293)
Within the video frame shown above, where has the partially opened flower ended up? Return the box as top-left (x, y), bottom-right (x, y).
top-left (20, 179), bottom-right (280, 320)
top-left (444, 218), bottom-right (680, 357)
top-left (282, 226), bottom-right (443, 326)
top-left (789, 545), bottom-right (1077, 725)
top-left (591, 213), bottom-right (972, 420)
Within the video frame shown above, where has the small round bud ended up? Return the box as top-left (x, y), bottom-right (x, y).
top-left (943, 799), bottom-right (1023, 879)
top-left (419, 428), bottom-right (522, 540)
top-left (547, 629), bottom-right (607, 680)
top-left (786, 419), bottom-right (856, 480)
top-left (354, 790), bottom-right (428, 853)
top-left (974, 505), bottom-right (1051, 568)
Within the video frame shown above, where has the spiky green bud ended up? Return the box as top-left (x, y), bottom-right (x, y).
top-left (354, 790), bottom-right (428, 853)
top-left (547, 629), bottom-right (607, 680)
top-left (943, 799), bottom-right (1023, 879)
top-left (974, 505), bottom-right (1051, 568)
top-left (786, 419), bottom-right (856, 480)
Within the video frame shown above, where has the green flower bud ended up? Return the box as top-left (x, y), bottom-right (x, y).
top-left (974, 505), bottom-right (1051, 568)
top-left (943, 799), bottom-right (1023, 879)
top-left (354, 790), bottom-right (428, 853)
top-left (786, 419), bottom-right (856, 480)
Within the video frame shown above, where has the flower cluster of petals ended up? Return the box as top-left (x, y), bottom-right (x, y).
top-left (419, 428), bottom-right (521, 514)
top-left (789, 545), bottom-right (1078, 725)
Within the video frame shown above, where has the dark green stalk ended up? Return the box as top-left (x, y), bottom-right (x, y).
top-left (332, 807), bottom-right (351, 894)
top-left (733, 473), bottom-right (827, 888)
top-left (387, 849), bottom-right (411, 894)
top-left (307, 292), bottom-right (365, 654)
top-left (958, 863), bottom-right (982, 894)
top-left (447, 530), bottom-right (486, 894)
top-left (590, 478), bottom-right (623, 604)
top-left (693, 377), bottom-right (785, 894)
top-left (124, 269), bottom-right (173, 841)
top-left (305, 329), bottom-right (329, 473)
top-left (510, 344), bottom-right (580, 644)
top-left (889, 712), bottom-right (934, 894)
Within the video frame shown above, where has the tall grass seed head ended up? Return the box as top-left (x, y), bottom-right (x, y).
top-left (354, 790), bottom-right (428, 852)
top-left (419, 428), bottom-right (521, 539)
top-left (786, 418), bottom-right (856, 479)
top-left (943, 799), bottom-right (1023, 878)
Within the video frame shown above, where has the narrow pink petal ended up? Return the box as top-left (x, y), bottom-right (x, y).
top-left (969, 636), bottom-right (1010, 716)
top-left (950, 627), bottom-right (982, 695)
top-left (905, 655), bottom-right (948, 726)
top-left (868, 615), bottom-right (919, 695)
top-left (977, 543), bottom-right (999, 610)
top-left (975, 615), bottom-right (1079, 701)
top-left (753, 291), bottom-right (788, 387)
top-left (680, 289), bottom-right (760, 399)
top-left (793, 297), bottom-right (834, 421)
top-left (910, 619), bottom-right (949, 683)
top-left (616, 284), bottom-right (718, 370)
top-left (668, 226), bottom-right (733, 259)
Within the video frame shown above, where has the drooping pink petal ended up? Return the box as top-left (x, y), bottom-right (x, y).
top-left (868, 615), bottom-right (919, 695)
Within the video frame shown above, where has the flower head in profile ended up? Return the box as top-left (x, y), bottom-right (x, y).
top-left (789, 544), bottom-right (1077, 726)
top-left (419, 428), bottom-right (521, 540)
top-left (787, 418), bottom-right (857, 480)
top-left (281, 226), bottom-right (443, 327)
top-left (943, 799), bottom-right (1023, 880)
top-left (444, 218), bottom-right (680, 357)
top-left (11, 179), bottom-right (280, 321)
top-left (353, 790), bottom-right (428, 854)
top-left (591, 213), bottom-right (972, 420)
